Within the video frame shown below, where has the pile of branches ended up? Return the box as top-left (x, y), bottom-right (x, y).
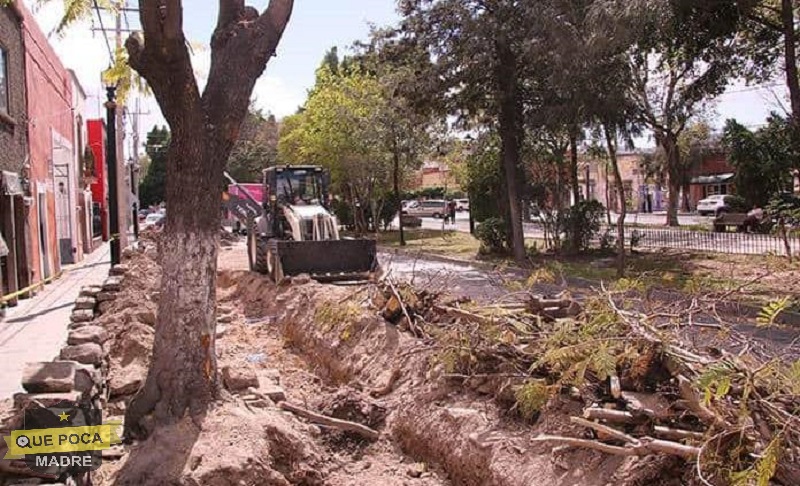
top-left (373, 278), bottom-right (800, 486)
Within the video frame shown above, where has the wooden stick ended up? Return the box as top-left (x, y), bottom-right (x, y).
top-left (570, 417), bottom-right (640, 445)
top-left (532, 435), bottom-right (635, 455)
top-left (652, 426), bottom-right (706, 442)
top-left (639, 437), bottom-right (701, 458)
top-left (279, 402), bottom-right (380, 441)
top-left (677, 375), bottom-right (726, 427)
top-left (388, 279), bottom-right (419, 337)
top-left (583, 407), bottom-right (637, 423)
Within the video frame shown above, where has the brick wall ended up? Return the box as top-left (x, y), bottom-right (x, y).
top-left (0, 4), bottom-right (27, 173)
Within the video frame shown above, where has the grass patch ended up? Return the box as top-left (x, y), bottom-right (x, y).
top-left (378, 229), bottom-right (481, 257)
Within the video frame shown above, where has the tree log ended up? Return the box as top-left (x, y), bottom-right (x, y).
top-left (279, 402), bottom-right (380, 441)
top-left (583, 407), bottom-right (637, 423)
top-left (534, 434), bottom-right (700, 459)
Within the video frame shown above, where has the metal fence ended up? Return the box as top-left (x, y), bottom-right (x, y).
top-left (608, 226), bottom-right (800, 256)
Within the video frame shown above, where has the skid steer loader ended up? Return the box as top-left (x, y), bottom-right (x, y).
top-left (236, 166), bottom-right (378, 283)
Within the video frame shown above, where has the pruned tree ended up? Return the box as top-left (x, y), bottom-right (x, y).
top-left (122, 0), bottom-right (294, 438)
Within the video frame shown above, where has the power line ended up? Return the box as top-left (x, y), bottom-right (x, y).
top-left (92, 0), bottom-right (114, 63)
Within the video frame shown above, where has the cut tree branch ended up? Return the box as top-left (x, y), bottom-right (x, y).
top-left (279, 402), bottom-right (380, 441)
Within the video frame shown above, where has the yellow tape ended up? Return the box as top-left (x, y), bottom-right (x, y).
top-left (3, 423), bottom-right (121, 458)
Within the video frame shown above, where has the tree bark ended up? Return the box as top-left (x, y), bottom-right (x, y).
top-left (661, 134), bottom-right (681, 227)
top-left (495, 39), bottom-right (526, 264)
top-left (605, 125), bottom-right (626, 277)
top-left (124, 0), bottom-right (294, 438)
top-left (782, 0), bottom-right (800, 122)
top-left (569, 133), bottom-right (580, 205)
top-left (393, 149), bottom-right (405, 246)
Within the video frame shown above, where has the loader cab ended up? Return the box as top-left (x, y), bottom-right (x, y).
top-left (263, 166), bottom-right (329, 208)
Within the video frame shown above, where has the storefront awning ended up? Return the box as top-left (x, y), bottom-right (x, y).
top-left (1, 171), bottom-right (24, 196)
top-left (690, 173), bottom-right (734, 185)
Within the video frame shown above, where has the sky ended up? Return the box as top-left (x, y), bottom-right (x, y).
top-left (31, 0), bottom-right (791, 156)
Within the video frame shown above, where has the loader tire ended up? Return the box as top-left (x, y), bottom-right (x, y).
top-left (253, 237), bottom-right (270, 274)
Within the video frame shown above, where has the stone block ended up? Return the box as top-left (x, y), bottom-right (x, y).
top-left (70, 309), bottom-right (94, 323)
top-left (60, 343), bottom-right (104, 366)
top-left (109, 264), bottom-right (130, 276)
top-left (97, 291), bottom-right (117, 302)
top-left (74, 364), bottom-right (102, 395)
top-left (74, 296), bottom-right (97, 310)
top-left (14, 391), bottom-right (83, 410)
top-left (222, 365), bottom-right (259, 392)
top-left (21, 362), bottom-right (76, 393)
top-left (68, 325), bottom-right (109, 345)
top-left (261, 385), bottom-right (286, 403)
top-left (79, 286), bottom-right (103, 297)
top-left (102, 277), bottom-right (123, 292)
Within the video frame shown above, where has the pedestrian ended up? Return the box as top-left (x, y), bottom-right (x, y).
top-left (448, 200), bottom-right (457, 227)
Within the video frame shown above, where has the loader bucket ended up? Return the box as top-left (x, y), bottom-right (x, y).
top-left (275, 239), bottom-right (378, 282)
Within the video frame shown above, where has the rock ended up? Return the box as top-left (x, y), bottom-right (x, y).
top-left (260, 385), bottom-right (286, 403)
top-left (68, 320), bottom-right (92, 330)
top-left (136, 309), bottom-right (156, 326)
top-left (108, 364), bottom-right (145, 398)
top-left (68, 325), bottom-right (109, 345)
top-left (79, 286), bottom-right (103, 297)
top-left (222, 365), bottom-right (259, 392)
top-left (70, 309), bottom-right (94, 323)
top-left (259, 368), bottom-right (281, 385)
top-left (22, 362), bottom-right (76, 393)
top-left (102, 446), bottom-right (126, 460)
top-left (102, 277), bottom-right (123, 292)
top-left (292, 274), bottom-right (312, 285)
top-left (98, 301), bottom-right (115, 314)
top-left (109, 264), bottom-right (130, 276)
top-left (14, 391), bottom-right (83, 410)
top-left (74, 296), bottom-right (97, 310)
top-left (216, 325), bottom-right (227, 338)
top-left (73, 365), bottom-right (101, 395)
top-left (217, 314), bottom-right (234, 324)
top-left (60, 343), bottom-right (104, 366)
top-left (97, 291), bottom-right (117, 302)
top-left (407, 463), bottom-right (426, 478)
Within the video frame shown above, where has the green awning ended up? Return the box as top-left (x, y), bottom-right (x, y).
top-left (690, 173), bottom-right (734, 185)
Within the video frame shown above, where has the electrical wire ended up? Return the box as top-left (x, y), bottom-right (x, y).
top-left (92, 0), bottom-right (114, 63)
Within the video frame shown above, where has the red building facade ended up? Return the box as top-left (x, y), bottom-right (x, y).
top-left (87, 119), bottom-right (108, 241)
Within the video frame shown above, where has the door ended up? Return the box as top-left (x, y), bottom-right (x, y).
top-left (38, 192), bottom-right (51, 279)
top-left (54, 164), bottom-right (74, 264)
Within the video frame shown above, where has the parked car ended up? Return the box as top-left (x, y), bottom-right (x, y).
top-left (402, 199), bottom-right (448, 218)
top-left (698, 194), bottom-right (748, 216)
top-left (455, 198), bottom-right (470, 212)
top-left (141, 212), bottom-right (165, 231)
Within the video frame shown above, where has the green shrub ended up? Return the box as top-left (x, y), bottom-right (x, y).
top-left (724, 195), bottom-right (749, 213)
top-left (562, 200), bottom-right (605, 253)
top-left (476, 217), bottom-right (508, 254)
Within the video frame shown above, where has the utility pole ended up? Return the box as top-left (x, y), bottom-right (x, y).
top-left (105, 86), bottom-right (121, 265)
top-left (114, 1), bottom-right (129, 250)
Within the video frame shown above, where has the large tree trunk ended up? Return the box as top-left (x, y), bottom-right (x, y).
top-left (661, 134), bottom-right (681, 227)
top-left (782, 0), bottom-right (800, 121)
top-left (123, 0), bottom-right (293, 438)
top-left (495, 39), bottom-right (526, 263)
top-left (604, 125), bottom-right (626, 278)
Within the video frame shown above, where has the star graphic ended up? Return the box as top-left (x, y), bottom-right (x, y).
top-left (58, 411), bottom-right (70, 422)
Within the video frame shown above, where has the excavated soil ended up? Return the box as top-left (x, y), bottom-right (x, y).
top-left (91, 240), bottom-right (690, 485)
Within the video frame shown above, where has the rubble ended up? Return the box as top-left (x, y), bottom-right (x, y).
top-left (221, 365), bottom-right (259, 392)
top-left (67, 325), bottom-right (109, 345)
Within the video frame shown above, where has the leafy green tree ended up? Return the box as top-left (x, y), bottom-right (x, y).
top-left (226, 110), bottom-right (280, 183)
top-left (723, 115), bottom-right (797, 208)
top-left (138, 126), bottom-right (169, 208)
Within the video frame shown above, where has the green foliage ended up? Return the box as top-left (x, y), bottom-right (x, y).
top-left (138, 126), bottom-right (169, 208)
top-left (475, 218), bottom-right (508, 255)
top-left (723, 115), bottom-right (797, 208)
top-left (315, 300), bottom-right (362, 333)
top-left (226, 110), bottom-right (280, 183)
top-left (730, 436), bottom-right (781, 486)
top-left (724, 195), bottom-right (750, 213)
top-left (766, 192), bottom-right (800, 226)
top-left (562, 200), bottom-right (605, 253)
top-left (697, 361), bottom-right (737, 405)
top-left (464, 133), bottom-right (504, 223)
top-left (514, 380), bottom-right (551, 421)
top-left (757, 297), bottom-right (790, 327)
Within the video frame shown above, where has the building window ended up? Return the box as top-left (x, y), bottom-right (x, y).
top-left (0, 47), bottom-right (8, 114)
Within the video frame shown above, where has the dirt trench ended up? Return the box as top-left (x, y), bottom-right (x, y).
top-left (93, 241), bottom-right (688, 485)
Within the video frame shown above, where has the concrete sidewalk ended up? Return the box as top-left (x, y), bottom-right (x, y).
top-left (0, 244), bottom-right (111, 399)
